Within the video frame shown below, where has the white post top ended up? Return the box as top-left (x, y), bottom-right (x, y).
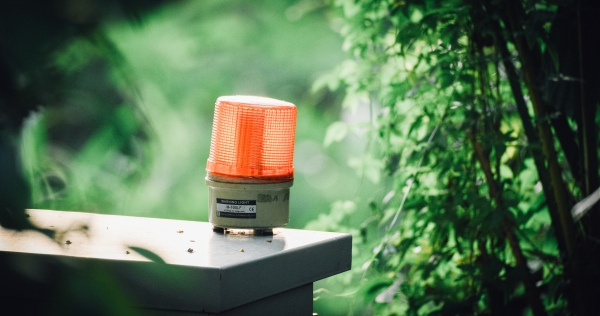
top-left (0, 209), bottom-right (352, 313)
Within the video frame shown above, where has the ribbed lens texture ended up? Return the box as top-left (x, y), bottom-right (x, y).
top-left (206, 96), bottom-right (297, 181)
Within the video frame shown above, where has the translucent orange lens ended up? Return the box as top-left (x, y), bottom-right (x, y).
top-left (206, 96), bottom-right (297, 182)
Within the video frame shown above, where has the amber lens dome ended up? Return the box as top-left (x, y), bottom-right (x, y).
top-left (206, 96), bottom-right (297, 182)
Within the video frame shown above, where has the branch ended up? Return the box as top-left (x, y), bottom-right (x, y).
top-left (467, 128), bottom-right (547, 316)
top-left (500, 0), bottom-right (576, 260)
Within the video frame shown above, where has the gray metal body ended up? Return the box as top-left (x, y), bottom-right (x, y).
top-left (206, 178), bottom-right (293, 230)
top-left (0, 209), bottom-right (352, 315)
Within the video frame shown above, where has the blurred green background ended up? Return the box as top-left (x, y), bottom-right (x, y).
top-left (23, 0), bottom-right (362, 224)
top-left (15, 0), bottom-right (373, 314)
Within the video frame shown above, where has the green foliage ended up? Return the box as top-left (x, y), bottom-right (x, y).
top-left (312, 0), bottom-right (600, 314)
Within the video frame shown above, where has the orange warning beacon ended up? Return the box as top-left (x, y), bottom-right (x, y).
top-left (206, 96), bottom-right (297, 234)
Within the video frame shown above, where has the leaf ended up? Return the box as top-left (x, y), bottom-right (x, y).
top-left (500, 165), bottom-right (514, 179)
top-left (128, 246), bottom-right (166, 264)
top-left (410, 8), bottom-right (423, 24)
top-left (348, 154), bottom-right (384, 184)
top-left (375, 274), bottom-right (405, 303)
top-left (358, 275), bottom-right (395, 304)
top-left (396, 23), bottom-right (422, 49)
top-left (547, 274), bottom-right (566, 303)
top-left (572, 186), bottom-right (600, 222)
top-left (323, 121), bottom-right (348, 147)
top-left (312, 71), bottom-right (340, 92)
top-left (407, 115), bottom-right (424, 137)
top-left (437, 73), bottom-right (455, 89)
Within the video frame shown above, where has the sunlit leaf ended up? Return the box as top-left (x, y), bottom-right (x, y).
top-left (323, 121), bottom-right (348, 147)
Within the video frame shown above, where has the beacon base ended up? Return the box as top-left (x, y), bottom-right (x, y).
top-left (212, 226), bottom-right (274, 236)
top-left (206, 178), bottom-right (293, 230)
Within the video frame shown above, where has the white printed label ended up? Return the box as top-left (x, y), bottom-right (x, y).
top-left (216, 198), bottom-right (256, 218)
